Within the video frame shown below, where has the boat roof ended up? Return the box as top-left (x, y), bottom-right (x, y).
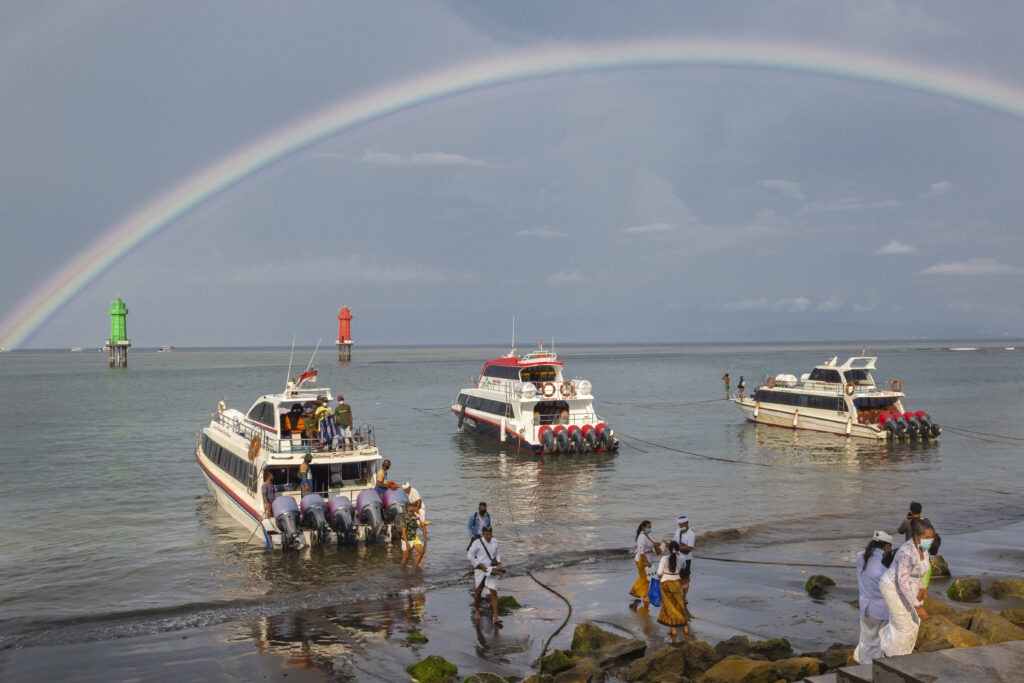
top-left (817, 356), bottom-right (877, 371)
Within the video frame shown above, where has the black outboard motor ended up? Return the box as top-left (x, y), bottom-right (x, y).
top-left (893, 414), bottom-right (909, 439)
top-left (903, 412), bottom-right (922, 438)
top-left (328, 495), bottom-right (355, 545)
top-left (554, 427), bottom-right (570, 454)
top-left (272, 496), bottom-right (302, 550)
top-left (878, 413), bottom-right (896, 439)
top-left (595, 423), bottom-right (612, 451)
top-left (539, 427), bottom-right (555, 454)
top-left (356, 489), bottom-right (385, 542)
top-left (300, 494), bottom-right (329, 547)
top-left (582, 425), bottom-right (597, 452)
top-left (916, 411), bottom-right (942, 438)
top-left (568, 426), bottom-right (584, 454)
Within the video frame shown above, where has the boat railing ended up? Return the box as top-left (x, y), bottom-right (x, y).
top-left (533, 411), bottom-right (601, 427)
top-left (212, 411), bottom-right (377, 454)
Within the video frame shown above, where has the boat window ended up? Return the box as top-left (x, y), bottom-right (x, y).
top-left (844, 369), bottom-right (870, 383)
top-left (520, 365), bottom-right (558, 384)
top-left (753, 390), bottom-right (845, 412)
top-left (246, 401), bottom-right (275, 427)
top-left (807, 368), bottom-right (842, 383)
top-left (464, 394), bottom-right (511, 416)
top-left (483, 365), bottom-right (520, 380)
top-left (201, 434), bottom-right (257, 486)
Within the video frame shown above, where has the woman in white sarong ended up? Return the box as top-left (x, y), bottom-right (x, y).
top-left (879, 518), bottom-right (935, 656)
top-left (853, 530), bottom-right (893, 665)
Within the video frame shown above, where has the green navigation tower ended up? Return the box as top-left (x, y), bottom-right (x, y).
top-left (105, 296), bottom-right (131, 367)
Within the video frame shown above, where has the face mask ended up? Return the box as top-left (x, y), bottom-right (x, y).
top-left (643, 528), bottom-right (651, 535)
top-left (918, 538), bottom-right (934, 551)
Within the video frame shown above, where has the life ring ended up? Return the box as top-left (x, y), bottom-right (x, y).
top-left (845, 381), bottom-right (856, 396)
top-left (247, 434), bottom-right (261, 461)
top-left (766, 376), bottom-right (775, 388)
top-left (559, 381), bottom-right (574, 397)
top-left (891, 379), bottom-right (903, 393)
top-left (542, 382), bottom-right (557, 398)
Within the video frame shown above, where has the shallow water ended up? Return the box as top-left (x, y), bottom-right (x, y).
top-left (1, 341), bottom-right (1022, 655)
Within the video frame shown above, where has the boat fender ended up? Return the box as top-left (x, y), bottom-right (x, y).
top-left (792, 409), bottom-right (799, 428)
top-left (248, 434), bottom-right (261, 461)
top-left (559, 381), bottom-right (574, 397)
top-left (891, 379), bottom-right (903, 393)
top-left (542, 382), bottom-right (557, 398)
top-left (767, 376), bottom-right (775, 388)
top-left (845, 381), bottom-right (856, 396)
top-left (846, 417), bottom-right (853, 435)
top-left (753, 402), bottom-right (760, 419)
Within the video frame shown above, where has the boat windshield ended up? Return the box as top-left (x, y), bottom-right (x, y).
top-left (844, 369), bottom-right (871, 383)
top-left (520, 365), bottom-right (558, 383)
top-left (807, 368), bottom-right (842, 383)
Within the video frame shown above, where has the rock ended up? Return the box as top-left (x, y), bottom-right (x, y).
top-left (596, 639), bottom-right (647, 668)
top-left (922, 596), bottom-right (957, 617)
top-left (772, 656), bottom-right (823, 681)
top-left (714, 635), bottom-right (752, 659)
top-left (699, 656), bottom-right (777, 683)
top-left (407, 631), bottom-right (429, 644)
top-left (497, 595), bottom-right (522, 614)
top-left (463, 675), bottom-right (508, 683)
top-left (407, 655), bottom-right (459, 683)
top-left (623, 645), bottom-right (686, 683)
top-left (1001, 608), bottom-right (1024, 627)
top-left (929, 555), bottom-right (950, 577)
top-left (554, 658), bottom-right (603, 683)
top-left (570, 622), bottom-right (626, 654)
top-left (805, 575), bottom-right (835, 598)
top-left (681, 640), bottom-right (721, 675)
top-left (803, 645), bottom-right (854, 671)
top-left (915, 615), bottom-right (986, 652)
top-left (523, 675), bottom-right (554, 683)
top-left (988, 578), bottom-right (1024, 600)
top-left (957, 607), bottom-right (1024, 644)
top-left (946, 577), bottom-right (983, 602)
top-left (749, 637), bottom-right (793, 661)
top-left (537, 650), bottom-right (574, 676)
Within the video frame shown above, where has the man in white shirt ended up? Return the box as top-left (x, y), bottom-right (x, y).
top-left (673, 515), bottom-right (696, 603)
top-left (402, 482), bottom-right (427, 525)
top-left (467, 525), bottom-right (504, 623)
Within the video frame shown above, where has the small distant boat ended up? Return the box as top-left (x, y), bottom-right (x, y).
top-left (733, 356), bottom-right (941, 440)
top-left (70, 347), bottom-right (84, 352)
top-left (0, 347), bottom-right (11, 353)
top-left (157, 345), bottom-right (175, 352)
top-left (948, 347), bottom-right (978, 352)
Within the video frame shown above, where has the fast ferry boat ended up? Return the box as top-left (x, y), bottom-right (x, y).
top-left (733, 356), bottom-right (941, 440)
top-left (451, 343), bottom-right (619, 454)
top-left (195, 371), bottom-right (401, 549)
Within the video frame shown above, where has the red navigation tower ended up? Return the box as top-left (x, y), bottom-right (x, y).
top-left (336, 306), bottom-right (354, 360)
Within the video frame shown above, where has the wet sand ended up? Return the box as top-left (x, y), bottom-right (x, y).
top-left (3, 522), bottom-right (1022, 682)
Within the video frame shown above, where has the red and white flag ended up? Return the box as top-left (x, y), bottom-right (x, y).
top-left (297, 369), bottom-right (317, 386)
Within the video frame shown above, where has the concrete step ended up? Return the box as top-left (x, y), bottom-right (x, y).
top-left (835, 662), bottom-right (873, 683)
top-left (803, 673), bottom-right (838, 683)
top-left (872, 641), bottom-right (1024, 683)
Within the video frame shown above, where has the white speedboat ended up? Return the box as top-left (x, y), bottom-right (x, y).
top-left (195, 372), bottom-right (402, 549)
top-left (158, 345), bottom-right (175, 352)
top-left (451, 343), bottom-right (618, 454)
top-left (733, 356), bottom-right (941, 440)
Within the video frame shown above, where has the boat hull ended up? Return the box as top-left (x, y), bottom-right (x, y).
top-left (735, 398), bottom-right (893, 440)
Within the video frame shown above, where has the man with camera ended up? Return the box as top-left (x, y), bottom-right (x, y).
top-left (468, 525), bottom-right (504, 623)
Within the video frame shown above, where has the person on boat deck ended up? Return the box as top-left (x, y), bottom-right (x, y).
top-left (468, 501), bottom-right (491, 539)
top-left (629, 520), bottom-right (661, 606)
top-left (374, 459), bottom-right (392, 494)
top-left (737, 376), bottom-right (746, 399)
top-left (282, 404), bottom-right (304, 440)
top-left (334, 395), bottom-right (354, 449)
top-left (314, 396), bottom-right (334, 452)
top-left (403, 482), bottom-right (428, 525)
top-left (468, 525), bottom-right (504, 623)
top-left (672, 515), bottom-right (696, 604)
top-left (299, 453), bottom-right (314, 495)
top-left (400, 510), bottom-right (426, 568)
top-left (261, 470), bottom-right (275, 517)
top-left (302, 405), bottom-right (318, 447)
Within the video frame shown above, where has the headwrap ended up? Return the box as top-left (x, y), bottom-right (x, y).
top-left (872, 530), bottom-right (893, 544)
top-left (676, 516), bottom-right (689, 525)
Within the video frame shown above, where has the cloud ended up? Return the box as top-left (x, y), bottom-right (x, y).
top-left (923, 181), bottom-right (951, 198)
top-left (799, 198), bottom-right (900, 213)
top-left (876, 240), bottom-right (916, 255)
top-left (919, 258), bottom-right (1021, 275)
top-left (723, 296), bottom-right (812, 313)
top-left (623, 222), bottom-right (676, 234)
top-left (758, 179), bottom-right (805, 201)
top-left (518, 226), bottom-right (567, 237)
top-left (360, 150), bottom-right (485, 166)
top-left (816, 296), bottom-right (843, 312)
top-left (547, 270), bottom-right (583, 284)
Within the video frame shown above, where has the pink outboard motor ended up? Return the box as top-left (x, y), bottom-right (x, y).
top-left (327, 495), bottom-right (355, 545)
top-left (356, 489), bottom-right (385, 541)
top-left (300, 494), bottom-right (329, 546)
top-left (916, 411), bottom-right (942, 438)
top-left (382, 488), bottom-right (409, 523)
top-left (271, 496), bottom-right (302, 550)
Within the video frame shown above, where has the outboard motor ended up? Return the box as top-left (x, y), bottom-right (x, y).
top-left (538, 426), bottom-right (555, 454)
top-left (554, 426), bottom-right (569, 454)
top-left (300, 494), bottom-right (329, 547)
top-left (382, 488), bottom-right (409, 523)
top-left (568, 425), bottom-right (584, 454)
top-left (916, 411), bottom-right (942, 438)
top-left (595, 423), bottom-right (612, 452)
top-left (271, 496), bottom-right (302, 550)
top-left (903, 412), bottom-right (922, 438)
top-left (581, 425), bottom-right (597, 452)
top-left (892, 413), bottom-right (909, 439)
top-left (356, 489), bottom-right (385, 542)
top-left (878, 413), bottom-right (896, 439)
top-left (327, 495), bottom-right (355, 545)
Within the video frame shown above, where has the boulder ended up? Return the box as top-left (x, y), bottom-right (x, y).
top-left (681, 640), bottom-right (722, 675)
top-left (537, 650), bottom-right (574, 676)
top-left (922, 596), bottom-right (957, 617)
top-left (929, 555), bottom-right (951, 577)
top-left (699, 656), bottom-right (777, 683)
top-left (956, 607), bottom-right (1024, 644)
top-left (805, 575), bottom-right (835, 598)
top-left (463, 675), bottom-right (508, 683)
top-left (810, 645), bottom-right (854, 671)
top-left (407, 631), bottom-right (429, 644)
top-left (623, 645), bottom-right (686, 683)
top-left (714, 635), bottom-right (752, 659)
top-left (915, 615), bottom-right (986, 652)
top-left (946, 577), bottom-right (982, 602)
top-left (988, 578), bottom-right (1024, 600)
top-left (596, 639), bottom-right (647, 668)
top-left (570, 622), bottom-right (626, 654)
top-left (772, 656), bottom-right (823, 681)
top-left (749, 637), bottom-right (793, 661)
top-left (554, 658), bottom-right (603, 683)
top-left (407, 655), bottom-right (458, 683)
top-left (498, 595), bottom-right (522, 615)
top-left (1001, 608), bottom-right (1024, 627)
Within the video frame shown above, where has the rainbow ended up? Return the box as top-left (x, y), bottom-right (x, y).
top-left (4, 39), bottom-right (1024, 348)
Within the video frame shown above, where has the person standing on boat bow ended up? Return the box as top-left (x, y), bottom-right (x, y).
top-left (722, 372), bottom-right (730, 399)
top-left (737, 376), bottom-right (746, 399)
top-left (334, 395), bottom-right (354, 450)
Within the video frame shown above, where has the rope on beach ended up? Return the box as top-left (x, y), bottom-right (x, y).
top-left (696, 554), bottom-right (851, 570)
top-left (528, 569), bottom-right (573, 677)
top-left (615, 431), bottom-right (773, 468)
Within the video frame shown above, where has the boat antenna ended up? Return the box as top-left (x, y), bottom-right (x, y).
top-left (304, 337), bottom-right (323, 373)
top-left (511, 315), bottom-right (516, 356)
top-left (285, 334), bottom-right (296, 388)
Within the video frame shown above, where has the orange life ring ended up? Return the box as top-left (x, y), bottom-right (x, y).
top-left (766, 376), bottom-right (775, 388)
top-left (247, 433), bottom-right (261, 461)
top-left (542, 382), bottom-right (557, 398)
top-left (891, 379), bottom-right (903, 393)
top-left (845, 381), bottom-right (856, 396)
top-left (559, 381), bottom-right (574, 397)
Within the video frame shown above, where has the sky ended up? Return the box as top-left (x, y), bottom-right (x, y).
top-left (1, 1), bottom-right (1022, 349)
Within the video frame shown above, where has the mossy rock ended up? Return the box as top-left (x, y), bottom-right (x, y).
top-left (680, 640), bottom-right (721, 674)
top-left (750, 637), bottom-right (793, 661)
top-left (1002, 608), bottom-right (1024, 627)
top-left (947, 577), bottom-right (983, 602)
top-left (989, 578), bottom-right (1024, 600)
top-left (930, 555), bottom-right (951, 578)
top-left (462, 674), bottom-right (508, 683)
top-left (407, 631), bottom-right (429, 644)
top-left (805, 575), bottom-right (835, 598)
top-left (715, 635), bottom-right (753, 658)
top-left (536, 649), bottom-right (574, 675)
top-left (701, 656), bottom-right (777, 683)
top-left (773, 656), bottom-right (823, 681)
top-left (497, 595), bottom-right (521, 615)
top-left (407, 655), bottom-right (458, 683)
top-left (570, 621), bottom-right (626, 654)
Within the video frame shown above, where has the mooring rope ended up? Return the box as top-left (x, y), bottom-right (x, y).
top-left (695, 554), bottom-right (851, 570)
top-left (942, 425), bottom-right (1024, 444)
top-left (615, 430), bottom-right (773, 467)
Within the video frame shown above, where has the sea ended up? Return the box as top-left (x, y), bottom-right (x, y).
top-left (0, 341), bottom-right (1022, 679)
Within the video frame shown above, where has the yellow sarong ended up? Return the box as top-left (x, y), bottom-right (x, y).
top-left (657, 579), bottom-right (687, 627)
top-left (630, 558), bottom-right (649, 599)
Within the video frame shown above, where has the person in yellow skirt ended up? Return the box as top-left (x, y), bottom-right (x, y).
top-left (629, 520), bottom-right (661, 605)
top-left (656, 540), bottom-right (689, 638)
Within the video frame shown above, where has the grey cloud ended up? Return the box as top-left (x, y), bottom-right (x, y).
top-left (876, 241), bottom-right (916, 255)
top-left (919, 258), bottom-right (1021, 275)
top-left (758, 179), bottom-right (805, 201)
